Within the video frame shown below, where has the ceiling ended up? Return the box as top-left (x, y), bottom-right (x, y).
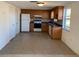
top-left (6, 1), bottom-right (72, 10)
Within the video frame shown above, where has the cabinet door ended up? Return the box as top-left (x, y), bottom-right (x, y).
top-left (42, 23), bottom-right (48, 32)
top-left (58, 7), bottom-right (64, 20)
top-left (53, 27), bottom-right (62, 40)
top-left (49, 25), bottom-right (52, 36)
top-left (54, 7), bottom-right (58, 19)
top-left (30, 23), bottom-right (34, 32)
top-left (51, 11), bottom-right (54, 19)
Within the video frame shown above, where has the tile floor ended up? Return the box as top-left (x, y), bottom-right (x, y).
top-left (0, 32), bottom-right (78, 57)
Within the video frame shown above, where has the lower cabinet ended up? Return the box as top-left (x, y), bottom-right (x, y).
top-left (30, 22), bottom-right (34, 32)
top-left (49, 25), bottom-right (62, 40)
top-left (52, 26), bottom-right (62, 39)
top-left (49, 25), bottom-right (52, 36)
top-left (42, 23), bottom-right (48, 33)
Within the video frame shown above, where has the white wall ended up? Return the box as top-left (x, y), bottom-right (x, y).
top-left (0, 2), bottom-right (20, 50)
top-left (16, 8), bottom-right (20, 34)
top-left (0, 2), bottom-right (10, 49)
top-left (62, 2), bottom-right (79, 55)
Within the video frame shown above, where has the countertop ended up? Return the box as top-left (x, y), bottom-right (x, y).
top-left (30, 20), bottom-right (49, 23)
top-left (48, 20), bottom-right (62, 27)
top-left (30, 20), bottom-right (62, 27)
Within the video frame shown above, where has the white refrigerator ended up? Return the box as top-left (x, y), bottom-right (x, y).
top-left (21, 14), bottom-right (30, 32)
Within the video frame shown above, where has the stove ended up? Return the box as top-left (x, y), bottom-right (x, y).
top-left (34, 20), bottom-right (42, 32)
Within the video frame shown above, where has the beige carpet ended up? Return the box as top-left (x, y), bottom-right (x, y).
top-left (0, 32), bottom-right (78, 57)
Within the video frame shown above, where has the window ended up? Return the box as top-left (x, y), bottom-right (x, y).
top-left (63, 8), bottom-right (71, 31)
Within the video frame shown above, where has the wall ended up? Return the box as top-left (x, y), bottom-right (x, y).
top-left (0, 2), bottom-right (10, 49)
top-left (62, 2), bottom-right (79, 55)
top-left (0, 2), bottom-right (20, 50)
top-left (21, 9), bottom-right (50, 21)
top-left (16, 8), bottom-right (21, 34)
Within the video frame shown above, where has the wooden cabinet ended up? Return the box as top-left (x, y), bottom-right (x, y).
top-left (30, 22), bottom-right (34, 32)
top-left (21, 9), bottom-right (50, 20)
top-left (54, 7), bottom-right (58, 19)
top-left (42, 23), bottom-right (48, 33)
top-left (49, 25), bottom-right (52, 36)
top-left (51, 6), bottom-right (64, 20)
top-left (51, 26), bottom-right (62, 40)
top-left (49, 25), bottom-right (62, 40)
top-left (51, 11), bottom-right (54, 19)
top-left (58, 7), bottom-right (64, 20)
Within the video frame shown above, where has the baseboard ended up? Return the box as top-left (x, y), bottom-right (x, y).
top-left (0, 33), bottom-right (19, 50)
top-left (62, 38), bottom-right (79, 56)
top-left (0, 39), bottom-right (10, 50)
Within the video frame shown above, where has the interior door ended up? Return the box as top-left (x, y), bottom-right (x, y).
top-left (21, 14), bottom-right (30, 32)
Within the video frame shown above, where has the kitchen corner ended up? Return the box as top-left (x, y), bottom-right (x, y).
top-left (48, 19), bottom-right (62, 40)
top-left (30, 19), bottom-right (49, 33)
top-left (30, 18), bottom-right (62, 40)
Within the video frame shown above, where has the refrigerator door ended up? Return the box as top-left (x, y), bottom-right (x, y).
top-left (21, 14), bottom-right (30, 32)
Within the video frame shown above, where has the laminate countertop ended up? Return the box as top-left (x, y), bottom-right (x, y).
top-left (30, 20), bottom-right (62, 27)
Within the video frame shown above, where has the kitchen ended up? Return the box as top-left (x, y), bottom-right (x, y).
top-left (20, 6), bottom-right (64, 40)
top-left (0, 1), bottom-right (78, 56)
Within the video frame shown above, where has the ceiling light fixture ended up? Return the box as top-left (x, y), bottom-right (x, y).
top-left (37, 2), bottom-right (44, 6)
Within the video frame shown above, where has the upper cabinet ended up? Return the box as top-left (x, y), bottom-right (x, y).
top-left (58, 7), bottom-right (64, 20)
top-left (51, 6), bottom-right (64, 20)
top-left (51, 11), bottom-right (54, 19)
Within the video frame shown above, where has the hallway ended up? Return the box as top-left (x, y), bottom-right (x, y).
top-left (0, 32), bottom-right (78, 57)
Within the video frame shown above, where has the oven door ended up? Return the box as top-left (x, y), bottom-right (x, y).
top-left (34, 23), bottom-right (41, 28)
